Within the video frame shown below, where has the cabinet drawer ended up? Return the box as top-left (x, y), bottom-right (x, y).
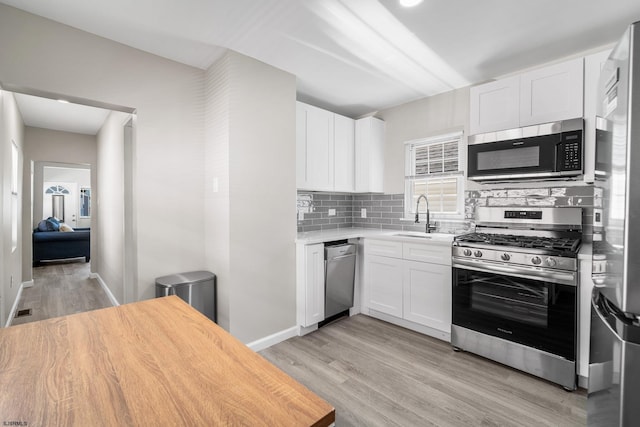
top-left (403, 242), bottom-right (451, 266)
top-left (366, 239), bottom-right (403, 258)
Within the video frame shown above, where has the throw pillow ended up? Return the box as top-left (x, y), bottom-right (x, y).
top-left (59, 223), bottom-right (75, 232)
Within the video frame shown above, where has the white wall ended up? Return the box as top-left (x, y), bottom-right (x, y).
top-left (0, 90), bottom-right (25, 327)
top-left (96, 111), bottom-right (129, 303)
top-left (377, 87), bottom-right (470, 194)
top-left (22, 127), bottom-right (97, 281)
top-left (0, 4), bottom-right (206, 302)
top-left (204, 51), bottom-right (297, 343)
top-left (204, 54), bottom-right (231, 329)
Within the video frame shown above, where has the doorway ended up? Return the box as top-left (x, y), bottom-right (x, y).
top-left (11, 87), bottom-right (137, 317)
top-left (42, 165), bottom-right (91, 229)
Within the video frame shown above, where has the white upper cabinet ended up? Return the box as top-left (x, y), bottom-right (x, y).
top-left (469, 75), bottom-right (520, 135)
top-left (333, 113), bottom-right (355, 192)
top-left (583, 49), bottom-right (612, 183)
top-left (296, 102), bottom-right (335, 191)
top-left (355, 116), bottom-right (385, 193)
top-left (296, 102), bottom-right (355, 192)
top-left (519, 57), bottom-right (584, 126)
top-left (469, 58), bottom-right (584, 135)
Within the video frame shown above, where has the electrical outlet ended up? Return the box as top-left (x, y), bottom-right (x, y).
top-left (361, 208), bottom-right (367, 218)
top-left (328, 208), bottom-right (336, 216)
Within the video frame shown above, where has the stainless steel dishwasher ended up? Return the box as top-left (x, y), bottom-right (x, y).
top-left (324, 241), bottom-right (357, 323)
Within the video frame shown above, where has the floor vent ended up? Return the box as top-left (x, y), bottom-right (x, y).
top-left (15, 308), bottom-right (32, 318)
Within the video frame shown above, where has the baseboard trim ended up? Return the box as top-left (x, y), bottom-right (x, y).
top-left (22, 280), bottom-right (34, 289)
top-left (90, 273), bottom-right (120, 307)
top-left (366, 309), bottom-right (451, 343)
top-left (247, 326), bottom-right (298, 352)
top-left (5, 283), bottom-right (25, 328)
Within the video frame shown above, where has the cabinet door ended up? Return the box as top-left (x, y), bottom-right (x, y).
top-left (402, 260), bottom-right (451, 333)
top-left (355, 117), bottom-right (385, 193)
top-left (583, 50), bottom-right (611, 183)
top-left (519, 57), bottom-right (584, 126)
top-left (365, 255), bottom-right (403, 317)
top-left (403, 242), bottom-right (451, 265)
top-left (334, 113), bottom-right (355, 192)
top-left (366, 239), bottom-right (403, 258)
top-left (296, 102), bottom-right (334, 191)
top-left (469, 75), bottom-right (520, 135)
top-left (303, 243), bottom-right (325, 326)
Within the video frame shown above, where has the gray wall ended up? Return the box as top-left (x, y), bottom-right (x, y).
top-left (96, 112), bottom-right (131, 303)
top-left (0, 4), bottom-right (206, 303)
top-left (0, 91), bottom-right (24, 327)
top-left (1, 5), bottom-right (300, 344)
top-left (204, 51), bottom-right (297, 343)
top-left (377, 87), bottom-right (470, 194)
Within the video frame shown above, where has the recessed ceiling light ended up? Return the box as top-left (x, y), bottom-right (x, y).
top-left (399, 0), bottom-right (423, 7)
top-left (57, 99), bottom-right (69, 104)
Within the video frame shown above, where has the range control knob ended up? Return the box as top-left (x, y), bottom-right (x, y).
top-left (463, 249), bottom-right (472, 257)
top-left (500, 253), bottom-right (511, 261)
top-left (531, 256), bottom-right (542, 265)
top-left (474, 250), bottom-right (483, 258)
top-left (545, 257), bottom-right (557, 267)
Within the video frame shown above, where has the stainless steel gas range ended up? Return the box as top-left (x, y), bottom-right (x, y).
top-left (451, 206), bottom-right (582, 390)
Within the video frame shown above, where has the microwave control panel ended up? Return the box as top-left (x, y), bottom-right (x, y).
top-left (558, 131), bottom-right (582, 171)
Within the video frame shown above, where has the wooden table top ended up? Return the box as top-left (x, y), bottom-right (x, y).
top-left (0, 296), bottom-right (335, 426)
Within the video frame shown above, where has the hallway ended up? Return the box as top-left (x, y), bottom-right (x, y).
top-left (10, 260), bottom-right (112, 326)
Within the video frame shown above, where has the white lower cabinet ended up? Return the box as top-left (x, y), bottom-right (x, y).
top-left (296, 243), bottom-right (325, 327)
top-left (364, 239), bottom-right (452, 338)
top-left (366, 255), bottom-right (403, 318)
top-left (403, 260), bottom-right (451, 333)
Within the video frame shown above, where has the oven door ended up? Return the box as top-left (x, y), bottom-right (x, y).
top-left (452, 261), bottom-right (577, 361)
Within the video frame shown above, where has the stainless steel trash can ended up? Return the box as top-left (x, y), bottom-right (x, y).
top-left (155, 271), bottom-right (217, 323)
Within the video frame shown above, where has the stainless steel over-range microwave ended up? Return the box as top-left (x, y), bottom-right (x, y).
top-left (467, 118), bottom-right (583, 182)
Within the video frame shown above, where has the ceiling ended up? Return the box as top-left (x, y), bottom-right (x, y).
top-left (14, 94), bottom-right (111, 135)
top-left (4, 0), bottom-right (640, 130)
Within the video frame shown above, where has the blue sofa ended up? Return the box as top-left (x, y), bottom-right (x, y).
top-left (32, 228), bottom-right (90, 267)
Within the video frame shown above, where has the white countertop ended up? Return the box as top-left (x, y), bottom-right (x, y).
top-left (578, 242), bottom-right (592, 260)
top-left (296, 227), bottom-right (456, 245)
top-left (297, 228), bottom-right (594, 258)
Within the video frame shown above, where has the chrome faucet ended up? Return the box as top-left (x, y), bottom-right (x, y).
top-left (415, 194), bottom-right (436, 233)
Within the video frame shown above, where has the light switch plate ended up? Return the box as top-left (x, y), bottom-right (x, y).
top-left (361, 208), bottom-right (367, 218)
top-left (328, 208), bottom-right (336, 216)
top-left (298, 211), bottom-right (304, 221)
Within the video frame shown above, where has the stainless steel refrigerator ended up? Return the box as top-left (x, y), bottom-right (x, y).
top-left (589, 20), bottom-right (640, 426)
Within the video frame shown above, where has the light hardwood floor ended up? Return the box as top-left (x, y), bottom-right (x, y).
top-left (11, 260), bottom-right (113, 326)
top-left (9, 267), bottom-right (586, 426)
top-left (260, 315), bottom-right (586, 427)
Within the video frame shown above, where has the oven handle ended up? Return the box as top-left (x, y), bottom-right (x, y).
top-left (452, 258), bottom-right (577, 286)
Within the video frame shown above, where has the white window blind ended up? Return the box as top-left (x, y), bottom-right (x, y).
top-left (405, 131), bottom-right (464, 219)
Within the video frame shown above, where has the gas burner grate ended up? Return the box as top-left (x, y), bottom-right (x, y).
top-left (455, 232), bottom-right (581, 253)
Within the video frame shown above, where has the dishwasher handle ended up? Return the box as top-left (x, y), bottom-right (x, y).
top-left (325, 243), bottom-right (357, 260)
top-left (328, 253), bottom-right (356, 261)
